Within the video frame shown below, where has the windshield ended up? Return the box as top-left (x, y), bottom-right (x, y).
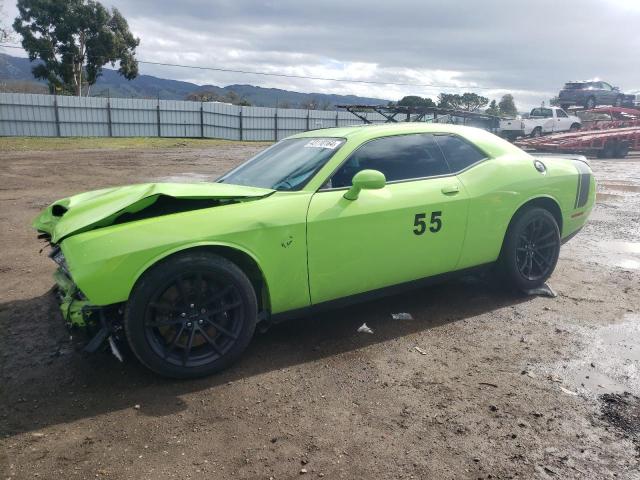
top-left (217, 137), bottom-right (345, 191)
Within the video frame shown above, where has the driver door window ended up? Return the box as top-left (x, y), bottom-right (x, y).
top-left (326, 133), bottom-right (450, 189)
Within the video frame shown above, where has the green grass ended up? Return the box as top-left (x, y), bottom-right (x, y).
top-left (0, 137), bottom-right (272, 151)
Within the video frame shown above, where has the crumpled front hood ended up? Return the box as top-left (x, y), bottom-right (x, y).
top-left (34, 182), bottom-right (274, 243)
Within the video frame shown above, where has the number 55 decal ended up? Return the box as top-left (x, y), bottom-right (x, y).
top-left (413, 211), bottom-right (442, 235)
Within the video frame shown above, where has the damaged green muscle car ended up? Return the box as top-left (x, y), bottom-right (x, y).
top-left (34, 123), bottom-right (595, 378)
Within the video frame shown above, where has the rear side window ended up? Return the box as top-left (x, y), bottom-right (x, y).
top-left (327, 133), bottom-right (450, 188)
top-left (434, 135), bottom-right (486, 172)
top-left (556, 109), bottom-right (568, 118)
top-left (531, 108), bottom-right (553, 118)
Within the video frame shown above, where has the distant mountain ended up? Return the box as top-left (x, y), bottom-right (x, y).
top-left (0, 53), bottom-right (389, 108)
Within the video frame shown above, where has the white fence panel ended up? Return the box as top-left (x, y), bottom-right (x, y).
top-left (242, 106), bottom-right (276, 141)
top-left (57, 96), bottom-right (109, 136)
top-left (203, 102), bottom-right (240, 140)
top-left (110, 98), bottom-right (157, 137)
top-left (160, 100), bottom-right (200, 138)
top-left (0, 93), bottom-right (379, 140)
top-left (0, 93), bottom-right (57, 136)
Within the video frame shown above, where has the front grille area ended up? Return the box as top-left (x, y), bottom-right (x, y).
top-left (49, 245), bottom-right (70, 276)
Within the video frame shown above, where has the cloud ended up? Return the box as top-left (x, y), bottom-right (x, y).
top-left (4, 0), bottom-right (640, 109)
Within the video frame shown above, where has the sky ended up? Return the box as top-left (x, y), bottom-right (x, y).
top-left (2, 0), bottom-right (640, 109)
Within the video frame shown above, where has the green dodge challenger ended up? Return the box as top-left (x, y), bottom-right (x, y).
top-left (34, 123), bottom-right (595, 377)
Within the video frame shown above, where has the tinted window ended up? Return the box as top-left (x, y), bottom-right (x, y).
top-left (556, 109), bottom-right (568, 118)
top-left (434, 135), bottom-right (486, 172)
top-left (327, 134), bottom-right (449, 188)
top-left (531, 108), bottom-right (553, 118)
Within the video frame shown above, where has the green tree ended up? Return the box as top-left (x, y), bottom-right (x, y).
top-left (397, 95), bottom-right (436, 108)
top-left (186, 90), bottom-right (251, 106)
top-left (498, 94), bottom-right (517, 117)
top-left (437, 93), bottom-right (462, 109)
top-left (485, 99), bottom-right (500, 116)
top-left (13, 0), bottom-right (140, 96)
top-left (459, 92), bottom-right (489, 111)
top-left (439, 92), bottom-right (490, 111)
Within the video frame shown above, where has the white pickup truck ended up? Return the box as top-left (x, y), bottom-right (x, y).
top-left (500, 107), bottom-right (581, 140)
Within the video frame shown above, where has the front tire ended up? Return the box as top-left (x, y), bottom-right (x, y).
top-left (125, 252), bottom-right (257, 378)
top-left (500, 208), bottom-right (561, 292)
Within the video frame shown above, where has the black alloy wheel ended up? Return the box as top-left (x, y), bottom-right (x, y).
top-left (515, 216), bottom-right (559, 282)
top-left (144, 271), bottom-right (244, 368)
top-left (125, 252), bottom-right (257, 378)
top-left (500, 207), bottom-right (561, 291)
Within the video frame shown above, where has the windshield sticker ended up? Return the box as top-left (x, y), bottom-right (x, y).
top-left (304, 139), bottom-right (342, 149)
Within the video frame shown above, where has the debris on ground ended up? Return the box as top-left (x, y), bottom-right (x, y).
top-left (600, 393), bottom-right (640, 441)
top-left (391, 312), bottom-right (413, 320)
top-left (560, 387), bottom-right (578, 396)
top-left (356, 323), bottom-right (374, 334)
top-left (414, 346), bottom-right (428, 355)
top-left (524, 283), bottom-right (557, 298)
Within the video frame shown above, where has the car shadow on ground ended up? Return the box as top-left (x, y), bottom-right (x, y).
top-left (0, 273), bottom-right (530, 436)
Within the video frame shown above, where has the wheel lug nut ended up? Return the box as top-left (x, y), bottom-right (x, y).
top-left (190, 303), bottom-right (195, 308)
top-left (200, 308), bottom-right (206, 313)
top-left (198, 319), bottom-right (204, 325)
top-left (181, 312), bottom-right (186, 317)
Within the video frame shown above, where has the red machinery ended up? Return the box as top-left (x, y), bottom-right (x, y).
top-left (515, 107), bottom-right (640, 158)
top-left (577, 107), bottom-right (640, 130)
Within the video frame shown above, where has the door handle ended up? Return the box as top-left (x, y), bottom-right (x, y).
top-left (441, 185), bottom-right (460, 195)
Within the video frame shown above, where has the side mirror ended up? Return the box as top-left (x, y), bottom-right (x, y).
top-left (343, 169), bottom-right (386, 201)
top-left (613, 86), bottom-right (620, 91)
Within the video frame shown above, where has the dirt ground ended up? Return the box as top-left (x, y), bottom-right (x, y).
top-left (1, 141), bottom-right (639, 480)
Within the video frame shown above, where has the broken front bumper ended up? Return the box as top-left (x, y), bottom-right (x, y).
top-left (53, 267), bottom-right (94, 328)
top-left (53, 266), bottom-right (125, 355)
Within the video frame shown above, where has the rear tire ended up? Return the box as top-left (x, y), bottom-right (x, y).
top-left (597, 140), bottom-right (617, 159)
top-left (499, 207), bottom-right (561, 292)
top-left (125, 252), bottom-right (257, 378)
top-left (530, 127), bottom-right (542, 138)
top-left (614, 95), bottom-right (623, 107)
top-left (614, 141), bottom-right (629, 158)
top-left (569, 123), bottom-right (581, 132)
top-left (585, 97), bottom-right (596, 109)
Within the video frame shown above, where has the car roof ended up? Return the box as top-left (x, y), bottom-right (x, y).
top-left (289, 122), bottom-right (526, 158)
top-left (290, 122), bottom-right (488, 141)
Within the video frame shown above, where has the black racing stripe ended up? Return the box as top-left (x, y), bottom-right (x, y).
top-left (574, 174), bottom-right (581, 209)
top-left (571, 160), bottom-right (592, 209)
top-left (576, 173), bottom-right (591, 208)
